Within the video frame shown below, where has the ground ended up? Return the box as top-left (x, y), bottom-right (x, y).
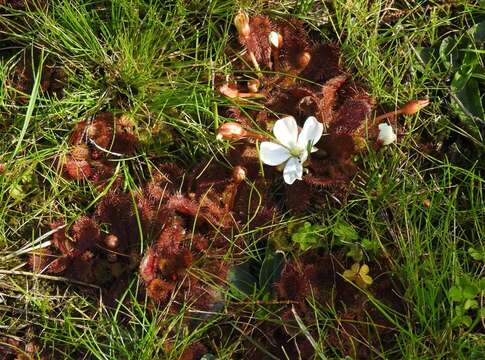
top-left (0, 1), bottom-right (484, 359)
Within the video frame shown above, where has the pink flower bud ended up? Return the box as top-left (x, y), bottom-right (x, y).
top-left (234, 11), bottom-right (250, 38)
top-left (232, 166), bottom-right (246, 183)
top-left (247, 79), bottom-right (260, 93)
top-left (298, 52), bottom-right (311, 68)
top-left (104, 234), bottom-right (119, 249)
top-left (219, 83), bottom-right (239, 98)
top-left (400, 99), bottom-right (430, 115)
top-left (217, 122), bottom-right (248, 140)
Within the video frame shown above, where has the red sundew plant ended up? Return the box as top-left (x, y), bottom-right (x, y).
top-left (23, 11), bottom-right (429, 357)
top-left (61, 112), bottom-right (139, 183)
top-left (270, 251), bottom-right (404, 359)
top-left (32, 151), bottom-right (278, 308)
top-left (7, 49), bottom-right (66, 104)
top-left (137, 159), bottom-right (277, 311)
top-left (217, 12), bottom-right (429, 212)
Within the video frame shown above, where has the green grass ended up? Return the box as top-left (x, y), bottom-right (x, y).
top-left (1, 0), bottom-right (484, 359)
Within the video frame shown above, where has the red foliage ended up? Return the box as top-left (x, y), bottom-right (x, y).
top-left (8, 49), bottom-right (65, 104)
top-left (240, 16), bottom-right (273, 69)
top-left (178, 342), bottom-right (208, 360)
top-left (147, 278), bottom-right (174, 302)
top-left (62, 112), bottom-right (138, 183)
top-left (274, 19), bottom-right (311, 72)
top-left (220, 13), bottom-right (383, 213)
top-left (272, 252), bottom-right (405, 358)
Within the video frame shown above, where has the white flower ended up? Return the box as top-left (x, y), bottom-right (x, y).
top-left (377, 123), bottom-right (397, 145)
top-left (259, 116), bottom-right (323, 185)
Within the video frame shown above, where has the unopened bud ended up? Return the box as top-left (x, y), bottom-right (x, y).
top-left (217, 122), bottom-right (248, 141)
top-left (247, 79), bottom-right (260, 93)
top-left (400, 99), bottom-right (430, 115)
top-left (232, 166), bottom-right (246, 183)
top-left (219, 83), bottom-right (239, 98)
top-left (298, 52), bottom-right (311, 68)
top-left (234, 11), bottom-right (250, 38)
top-left (268, 31), bottom-right (282, 48)
top-left (104, 234), bottom-right (119, 249)
top-left (0, 163), bottom-right (5, 174)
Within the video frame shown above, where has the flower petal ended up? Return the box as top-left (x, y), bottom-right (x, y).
top-left (283, 157), bottom-right (303, 185)
top-left (297, 116), bottom-right (324, 150)
top-left (361, 274), bottom-right (373, 285)
top-left (273, 116), bottom-right (298, 149)
top-left (343, 270), bottom-right (355, 281)
top-left (259, 142), bottom-right (291, 166)
top-left (350, 263), bottom-right (360, 274)
top-left (359, 264), bottom-right (369, 276)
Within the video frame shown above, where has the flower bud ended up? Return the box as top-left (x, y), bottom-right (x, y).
top-left (298, 52), bottom-right (311, 68)
top-left (234, 11), bottom-right (250, 38)
top-left (216, 122), bottom-right (248, 140)
top-left (104, 234), bottom-right (119, 249)
top-left (0, 163), bottom-right (5, 174)
top-left (219, 83), bottom-right (239, 98)
top-left (400, 99), bottom-right (430, 115)
top-left (247, 79), bottom-right (260, 93)
top-left (268, 31), bottom-right (282, 48)
top-left (232, 166), bottom-right (246, 183)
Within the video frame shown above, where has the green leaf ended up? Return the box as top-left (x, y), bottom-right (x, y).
top-left (228, 262), bottom-right (259, 298)
top-left (468, 247), bottom-right (484, 261)
top-left (451, 78), bottom-right (485, 121)
top-left (462, 283), bottom-right (479, 300)
top-left (259, 252), bottom-right (284, 294)
top-left (480, 308), bottom-right (485, 318)
top-left (439, 36), bottom-right (461, 70)
top-left (469, 20), bottom-right (485, 44)
top-left (464, 299), bottom-right (479, 310)
top-left (333, 221), bottom-right (359, 242)
top-left (361, 238), bottom-right (379, 251)
top-left (346, 243), bottom-right (363, 262)
top-left (291, 222), bottom-right (322, 250)
top-left (416, 46), bottom-right (438, 68)
top-left (479, 278), bottom-right (485, 291)
top-left (449, 286), bottom-right (463, 302)
top-left (461, 315), bottom-right (473, 328)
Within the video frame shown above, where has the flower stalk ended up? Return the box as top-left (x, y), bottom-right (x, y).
top-left (375, 99), bottom-right (430, 122)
